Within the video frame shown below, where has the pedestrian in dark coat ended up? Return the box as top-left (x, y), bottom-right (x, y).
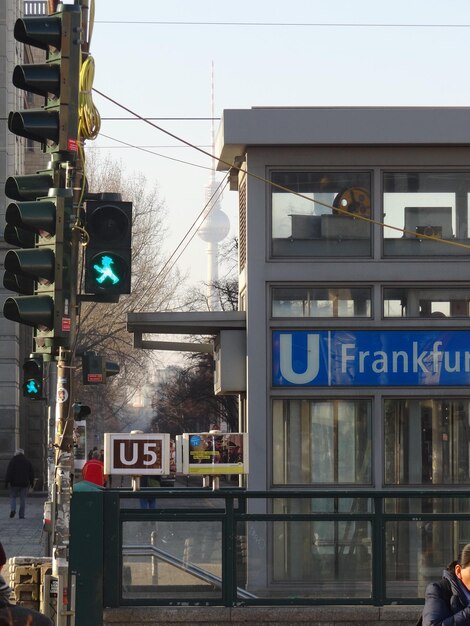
top-left (4, 449), bottom-right (34, 519)
top-left (421, 544), bottom-right (470, 625)
top-left (0, 541), bottom-right (53, 625)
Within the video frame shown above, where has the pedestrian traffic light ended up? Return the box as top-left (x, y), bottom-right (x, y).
top-left (84, 199), bottom-right (133, 295)
top-left (22, 355), bottom-right (44, 400)
top-left (8, 4), bottom-right (81, 155)
top-left (82, 351), bottom-right (120, 385)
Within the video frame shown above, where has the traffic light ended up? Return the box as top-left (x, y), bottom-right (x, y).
top-left (84, 199), bottom-right (133, 295)
top-left (3, 188), bottom-right (74, 350)
top-left (3, 3), bottom-right (82, 352)
top-left (73, 402), bottom-right (91, 420)
top-left (82, 351), bottom-right (120, 385)
top-left (8, 4), bottom-right (81, 155)
top-left (22, 355), bottom-right (44, 400)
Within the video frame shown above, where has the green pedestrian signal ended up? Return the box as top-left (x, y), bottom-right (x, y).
top-left (84, 198), bottom-right (132, 295)
top-left (22, 355), bottom-right (44, 400)
top-left (93, 254), bottom-right (122, 286)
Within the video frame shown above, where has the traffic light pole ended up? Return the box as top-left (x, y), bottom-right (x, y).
top-left (52, 348), bottom-right (74, 626)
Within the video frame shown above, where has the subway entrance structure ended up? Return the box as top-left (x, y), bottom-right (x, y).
top-left (127, 107), bottom-right (470, 603)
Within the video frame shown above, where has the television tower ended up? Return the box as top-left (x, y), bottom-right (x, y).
top-left (197, 62), bottom-right (230, 311)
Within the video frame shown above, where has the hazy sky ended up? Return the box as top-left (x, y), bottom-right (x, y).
top-left (86, 0), bottom-right (470, 288)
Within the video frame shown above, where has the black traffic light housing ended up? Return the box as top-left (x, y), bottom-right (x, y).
top-left (82, 351), bottom-right (120, 385)
top-left (73, 402), bottom-right (91, 420)
top-left (3, 4), bottom-right (81, 354)
top-left (22, 355), bottom-right (44, 400)
top-left (9, 6), bottom-right (81, 155)
top-left (3, 187), bottom-right (74, 351)
top-left (84, 197), bottom-right (132, 295)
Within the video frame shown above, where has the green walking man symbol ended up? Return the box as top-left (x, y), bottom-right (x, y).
top-left (94, 255), bottom-right (120, 285)
top-left (26, 380), bottom-right (39, 395)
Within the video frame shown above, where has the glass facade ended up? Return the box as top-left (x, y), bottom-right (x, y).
top-left (384, 398), bottom-right (470, 485)
top-left (272, 399), bottom-right (372, 485)
top-left (271, 171), bottom-right (372, 257)
top-left (268, 171), bottom-right (470, 593)
top-left (383, 172), bottom-right (470, 256)
top-left (272, 287), bottom-right (371, 318)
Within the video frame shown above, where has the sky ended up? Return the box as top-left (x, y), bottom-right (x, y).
top-left (85, 0), bottom-right (470, 292)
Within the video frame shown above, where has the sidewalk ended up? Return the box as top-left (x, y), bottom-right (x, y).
top-left (0, 494), bottom-right (49, 561)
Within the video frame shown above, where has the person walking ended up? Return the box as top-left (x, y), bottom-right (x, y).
top-left (0, 541), bottom-right (53, 625)
top-left (419, 543), bottom-right (470, 625)
top-left (81, 450), bottom-right (106, 487)
top-left (4, 449), bottom-right (34, 519)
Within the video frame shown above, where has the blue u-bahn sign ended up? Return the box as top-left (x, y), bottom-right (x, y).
top-left (272, 330), bottom-right (470, 387)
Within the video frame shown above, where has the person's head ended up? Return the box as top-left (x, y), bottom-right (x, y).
top-left (92, 450), bottom-right (100, 460)
top-left (15, 448), bottom-right (24, 456)
top-left (454, 544), bottom-right (470, 590)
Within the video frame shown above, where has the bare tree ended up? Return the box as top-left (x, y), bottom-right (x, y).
top-left (151, 353), bottom-right (239, 435)
top-left (151, 236), bottom-right (240, 436)
top-left (73, 152), bottom-right (182, 436)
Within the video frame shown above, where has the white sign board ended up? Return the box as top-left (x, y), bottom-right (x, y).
top-left (104, 433), bottom-right (170, 475)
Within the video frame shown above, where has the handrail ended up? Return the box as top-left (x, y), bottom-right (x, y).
top-left (124, 543), bottom-right (258, 600)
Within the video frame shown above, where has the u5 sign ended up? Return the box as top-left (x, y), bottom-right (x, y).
top-left (104, 433), bottom-right (170, 475)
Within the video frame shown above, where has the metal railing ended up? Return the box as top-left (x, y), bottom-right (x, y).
top-left (69, 485), bottom-right (470, 623)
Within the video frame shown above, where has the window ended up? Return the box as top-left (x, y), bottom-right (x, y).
top-left (383, 172), bottom-right (470, 256)
top-left (384, 287), bottom-right (470, 318)
top-left (384, 398), bottom-right (470, 485)
top-left (271, 171), bottom-right (372, 257)
top-left (272, 286), bottom-right (371, 317)
top-left (273, 399), bottom-right (372, 485)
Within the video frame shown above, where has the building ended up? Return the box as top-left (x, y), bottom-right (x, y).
top-left (128, 105), bottom-right (470, 598)
top-left (0, 0), bottom-right (48, 485)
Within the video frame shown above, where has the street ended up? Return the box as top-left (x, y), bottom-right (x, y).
top-left (0, 494), bottom-right (48, 563)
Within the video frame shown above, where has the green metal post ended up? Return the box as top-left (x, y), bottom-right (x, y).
top-left (69, 482), bottom-right (104, 626)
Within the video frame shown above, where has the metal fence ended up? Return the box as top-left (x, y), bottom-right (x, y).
top-left (70, 485), bottom-right (470, 625)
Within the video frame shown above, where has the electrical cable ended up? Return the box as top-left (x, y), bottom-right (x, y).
top-left (94, 132), bottom-right (214, 171)
top-left (92, 88), bottom-right (470, 252)
top-left (95, 20), bottom-right (470, 28)
top-left (78, 56), bottom-right (101, 142)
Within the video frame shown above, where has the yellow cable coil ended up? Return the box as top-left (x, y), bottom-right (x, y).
top-left (78, 55), bottom-right (101, 141)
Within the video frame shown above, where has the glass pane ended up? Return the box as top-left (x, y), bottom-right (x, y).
top-left (272, 171), bottom-right (372, 257)
top-left (273, 399), bottom-right (372, 485)
top-left (122, 520), bottom-right (222, 600)
top-left (386, 520), bottom-right (470, 598)
top-left (383, 287), bottom-right (470, 318)
top-left (237, 520), bottom-right (372, 599)
top-left (383, 172), bottom-right (470, 256)
top-left (272, 287), bottom-right (371, 318)
top-left (273, 497), bottom-right (373, 514)
top-left (384, 398), bottom-right (470, 485)
top-left (384, 497), bottom-right (470, 514)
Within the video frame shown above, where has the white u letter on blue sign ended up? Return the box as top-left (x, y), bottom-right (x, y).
top-left (279, 333), bottom-right (320, 384)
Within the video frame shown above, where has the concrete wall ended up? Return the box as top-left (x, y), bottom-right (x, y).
top-left (104, 605), bottom-right (422, 625)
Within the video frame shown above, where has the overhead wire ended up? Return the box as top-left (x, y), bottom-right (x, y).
top-left (93, 88), bottom-right (470, 252)
top-left (95, 20), bottom-right (470, 28)
top-left (93, 132), bottom-right (214, 170)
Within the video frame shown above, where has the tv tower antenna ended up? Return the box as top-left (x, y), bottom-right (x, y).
top-left (197, 61), bottom-right (230, 311)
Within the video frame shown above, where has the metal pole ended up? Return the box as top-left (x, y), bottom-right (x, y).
top-left (52, 349), bottom-right (74, 626)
